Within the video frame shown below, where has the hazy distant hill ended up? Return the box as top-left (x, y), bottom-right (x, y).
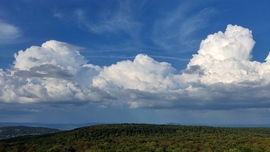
top-left (0, 122), bottom-right (100, 130)
top-left (1, 124), bottom-right (270, 151)
top-left (0, 126), bottom-right (60, 139)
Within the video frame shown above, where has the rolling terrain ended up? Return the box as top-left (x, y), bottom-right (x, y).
top-left (1, 124), bottom-right (270, 151)
top-left (0, 126), bottom-right (60, 140)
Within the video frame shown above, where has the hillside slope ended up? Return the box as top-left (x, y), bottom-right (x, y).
top-left (1, 124), bottom-right (270, 152)
top-left (0, 126), bottom-right (60, 140)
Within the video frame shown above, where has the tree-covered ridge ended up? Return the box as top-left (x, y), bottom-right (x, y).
top-left (1, 124), bottom-right (270, 152)
top-left (0, 126), bottom-right (60, 140)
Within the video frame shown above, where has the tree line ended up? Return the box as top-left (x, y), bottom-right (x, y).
top-left (1, 124), bottom-right (270, 151)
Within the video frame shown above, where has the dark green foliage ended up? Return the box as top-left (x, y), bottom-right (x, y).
top-left (0, 126), bottom-right (60, 139)
top-left (1, 124), bottom-right (270, 152)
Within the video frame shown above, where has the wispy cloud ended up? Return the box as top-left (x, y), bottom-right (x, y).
top-left (55, 1), bottom-right (141, 38)
top-left (0, 20), bottom-right (21, 44)
top-left (180, 8), bottom-right (216, 36)
top-left (152, 2), bottom-right (217, 52)
top-left (150, 55), bottom-right (189, 61)
top-left (76, 8), bottom-right (140, 36)
top-left (53, 1), bottom-right (217, 55)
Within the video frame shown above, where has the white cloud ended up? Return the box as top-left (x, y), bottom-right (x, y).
top-left (196, 24), bottom-right (255, 61)
top-left (14, 40), bottom-right (86, 74)
top-left (93, 54), bottom-right (181, 92)
top-left (1, 40), bottom-right (106, 104)
top-left (0, 20), bottom-right (21, 44)
top-left (182, 24), bottom-right (269, 84)
top-left (1, 24), bottom-right (270, 112)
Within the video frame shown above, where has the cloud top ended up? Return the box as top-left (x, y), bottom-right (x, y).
top-left (181, 24), bottom-right (270, 85)
top-left (198, 24), bottom-right (255, 61)
top-left (93, 54), bottom-right (179, 92)
top-left (14, 40), bottom-right (86, 74)
top-left (1, 24), bottom-right (270, 111)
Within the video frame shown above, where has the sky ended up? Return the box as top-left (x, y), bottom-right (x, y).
top-left (0, 0), bottom-right (270, 126)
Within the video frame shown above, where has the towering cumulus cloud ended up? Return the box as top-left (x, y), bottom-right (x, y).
top-left (1, 24), bottom-right (270, 110)
top-left (183, 24), bottom-right (270, 85)
top-left (183, 24), bottom-right (260, 84)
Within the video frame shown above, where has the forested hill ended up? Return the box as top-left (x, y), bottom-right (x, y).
top-left (0, 126), bottom-right (60, 140)
top-left (1, 124), bottom-right (270, 151)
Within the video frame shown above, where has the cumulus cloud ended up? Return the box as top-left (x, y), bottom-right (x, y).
top-left (182, 24), bottom-right (270, 85)
top-left (0, 20), bottom-right (21, 44)
top-left (93, 54), bottom-right (181, 92)
top-left (0, 40), bottom-right (108, 104)
top-left (14, 40), bottom-right (86, 73)
top-left (1, 24), bottom-right (270, 111)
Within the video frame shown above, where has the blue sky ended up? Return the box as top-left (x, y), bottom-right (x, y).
top-left (0, 0), bottom-right (270, 126)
